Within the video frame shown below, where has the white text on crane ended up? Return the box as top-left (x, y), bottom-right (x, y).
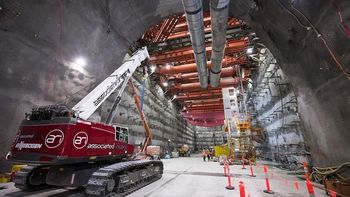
top-left (93, 69), bottom-right (130, 107)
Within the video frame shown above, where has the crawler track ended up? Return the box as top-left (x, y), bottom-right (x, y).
top-left (14, 165), bottom-right (50, 191)
top-left (86, 160), bottom-right (163, 197)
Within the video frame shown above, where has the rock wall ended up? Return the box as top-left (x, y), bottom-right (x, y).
top-left (244, 1), bottom-right (350, 167)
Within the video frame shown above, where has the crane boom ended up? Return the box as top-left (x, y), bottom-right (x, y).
top-left (72, 47), bottom-right (149, 120)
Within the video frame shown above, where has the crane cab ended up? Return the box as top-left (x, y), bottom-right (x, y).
top-left (114, 125), bottom-right (129, 143)
top-left (7, 105), bottom-right (134, 165)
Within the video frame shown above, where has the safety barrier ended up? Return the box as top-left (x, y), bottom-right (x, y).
top-left (239, 181), bottom-right (246, 197)
top-left (249, 160), bottom-right (256, 177)
top-left (294, 181), bottom-right (300, 191)
top-left (330, 190), bottom-right (337, 197)
top-left (303, 161), bottom-right (310, 180)
top-left (242, 159), bottom-right (246, 169)
top-left (263, 165), bottom-right (275, 194)
top-left (225, 164), bottom-right (234, 190)
top-left (219, 162), bottom-right (334, 196)
top-left (223, 162), bottom-right (227, 176)
top-left (306, 179), bottom-right (316, 197)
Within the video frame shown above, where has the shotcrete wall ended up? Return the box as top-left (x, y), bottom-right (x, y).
top-left (195, 126), bottom-right (226, 150)
top-left (97, 70), bottom-right (196, 152)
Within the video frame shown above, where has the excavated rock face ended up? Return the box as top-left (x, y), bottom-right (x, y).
top-left (244, 1), bottom-right (350, 167)
top-left (0, 0), bottom-right (348, 170)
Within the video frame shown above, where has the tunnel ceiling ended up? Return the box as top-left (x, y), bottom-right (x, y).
top-left (139, 13), bottom-right (255, 127)
top-left (0, 0), bottom-right (349, 168)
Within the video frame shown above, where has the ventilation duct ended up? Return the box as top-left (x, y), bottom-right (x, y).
top-left (209, 0), bottom-right (230, 87)
top-left (182, 0), bottom-right (208, 88)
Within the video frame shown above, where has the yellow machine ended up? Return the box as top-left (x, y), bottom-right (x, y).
top-left (233, 113), bottom-right (256, 163)
top-left (0, 165), bottom-right (26, 183)
top-left (223, 120), bottom-right (235, 161)
top-left (0, 174), bottom-right (11, 183)
top-left (214, 143), bottom-right (235, 165)
top-left (214, 144), bottom-right (229, 158)
top-left (178, 144), bottom-right (190, 157)
top-left (11, 165), bottom-right (27, 174)
top-left (222, 113), bottom-right (256, 163)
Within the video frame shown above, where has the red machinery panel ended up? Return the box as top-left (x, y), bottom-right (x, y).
top-left (8, 118), bottom-right (134, 164)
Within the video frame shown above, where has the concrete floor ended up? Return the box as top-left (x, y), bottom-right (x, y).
top-left (0, 155), bottom-right (328, 197)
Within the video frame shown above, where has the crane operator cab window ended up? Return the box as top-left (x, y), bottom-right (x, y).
top-left (115, 126), bottom-right (129, 143)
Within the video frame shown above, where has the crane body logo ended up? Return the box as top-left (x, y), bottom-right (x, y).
top-left (73, 131), bottom-right (88, 149)
top-left (15, 141), bottom-right (42, 150)
top-left (45, 129), bottom-right (64, 149)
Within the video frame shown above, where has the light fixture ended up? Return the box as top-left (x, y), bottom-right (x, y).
top-left (150, 65), bottom-right (157, 73)
top-left (163, 82), bottom-right (168, 87)
top-left (246, 47), bottom-right (253, 54)
top-left (71, 57), bottom-right (87, 73)
top-left (169, 94), bottom-right (177, 102)
top-left (74, 57), bottom-right (87, 67)
top-left (183, 106), bottom-right (186, 110)
top-left (165, 63), bottom-right (171, 69)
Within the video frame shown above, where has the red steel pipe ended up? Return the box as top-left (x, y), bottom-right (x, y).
top-left (186, 99), bottom-right (223, 106)
top-left (151, 38), bottom-right (248, 65)
top-left (177, 91), bottom-right (222, 96)
top-left (157, 57), bottom-right (245, 74)
top-left (185, 98), bottom-right (222, 101)
top-left (169, 26), bottom-right (209, 39)
top-left (187, 106), bottom-right (224, 111)
top-left (174, 13), bottom-right (210, 29)
top-left (188, 103), bottom-right (223, 108)
top-left (187, 102), bottom-right (223, 107)
top-left (186, 109), bottom-right (224, 113)
top-left (178, 89), bottom-right (222, 95)
top-left (177, 89), bottom-right (222, 96)
top-left (168, 22), bottom-right (242, 39)
top-left (172, 16), bottom-right (241, 35)
top-left (152, 38), bottom-right (247, 58)
top-left (172, 77), bottom-right (198, 84)
top-left (175, 16), bottom-right (211, 28)
top-left (187, 103), bottom-right (223, 107)
top-left (177, 94), bottom-right (222, 100)
top-left (176, 91), bottom-right (222, 100)
top-left (185, 96), bottom-right (222, 101)
top-left (170, 77), bottom-right (241, 92)
top-left (173, 67), bottom-right (237, 80)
